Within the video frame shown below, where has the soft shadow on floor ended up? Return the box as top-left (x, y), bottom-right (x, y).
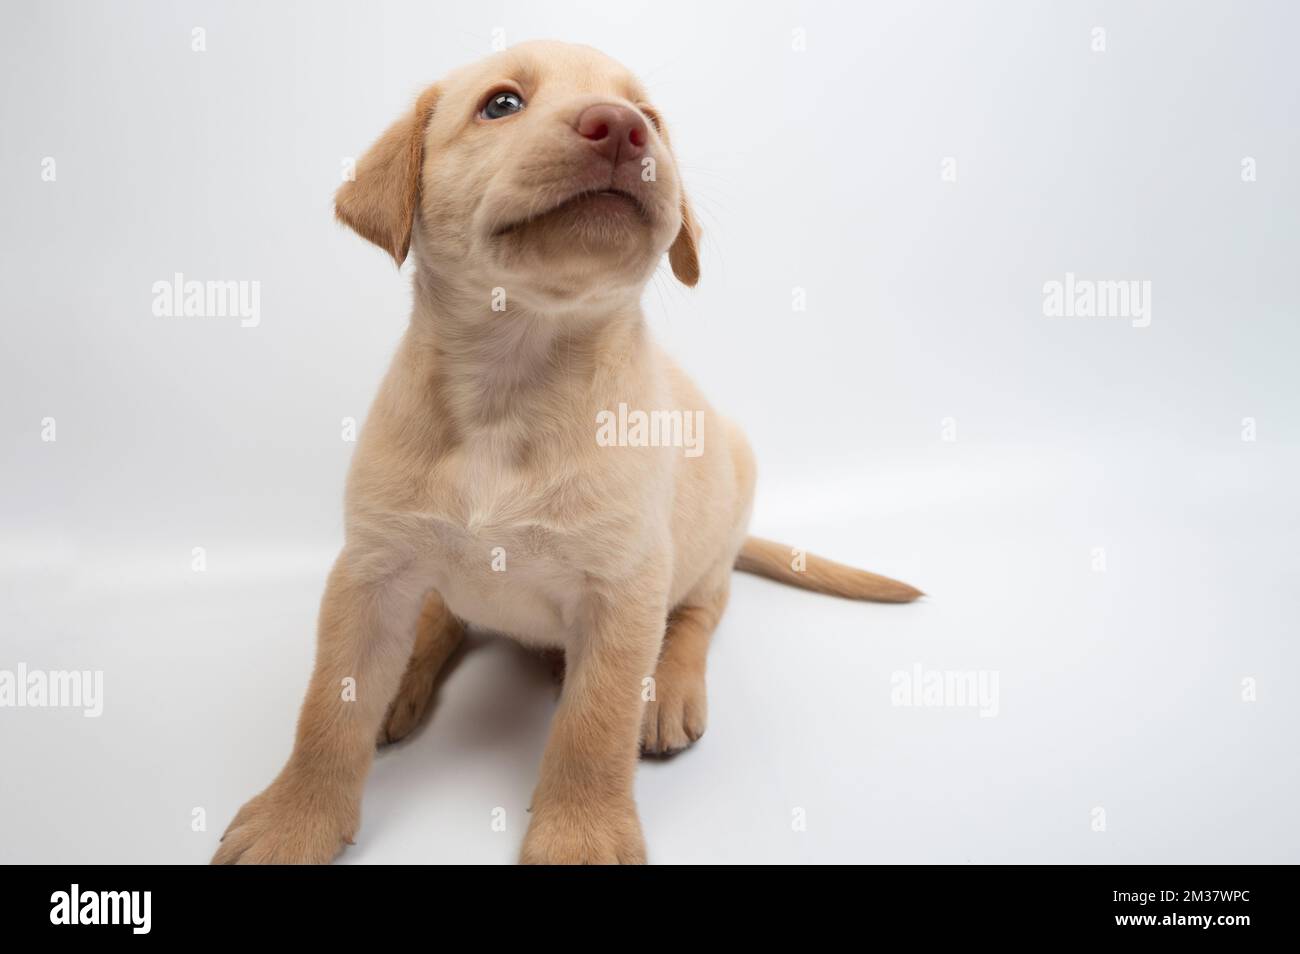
top-left (355, 631), bottom-right (560, 858)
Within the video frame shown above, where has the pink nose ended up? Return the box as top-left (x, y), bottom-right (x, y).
top-left (575, 104), bottom-right (648, 164)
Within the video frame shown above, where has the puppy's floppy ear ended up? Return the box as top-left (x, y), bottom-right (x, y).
top-left (641, 104), bottom-right (701, 287)
top-left (668, 192), bottom-right (701, 287)
top-left (335, 85), bottom-right (440, 267)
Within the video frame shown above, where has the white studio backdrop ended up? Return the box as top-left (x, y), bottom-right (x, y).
top-left (1, 1), bottom-right (1297, 863)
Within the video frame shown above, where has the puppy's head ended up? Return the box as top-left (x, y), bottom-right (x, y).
top-left (336, 41), bottom-right (699, 308)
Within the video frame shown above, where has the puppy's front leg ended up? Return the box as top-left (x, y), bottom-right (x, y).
top-left (213, 549), bottom-right (428, 864)
top-left (521, 587), bottom-right (666, 865)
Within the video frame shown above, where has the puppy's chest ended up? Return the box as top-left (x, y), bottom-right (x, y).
top-left (416, 441), bottom-right (609, 644)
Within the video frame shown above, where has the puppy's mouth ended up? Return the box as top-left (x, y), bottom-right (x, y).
top-left (492, 187), bottom-right (649, 238)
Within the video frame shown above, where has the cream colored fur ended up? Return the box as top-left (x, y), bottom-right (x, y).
top-left (213, 40), bottom-right (918, 866)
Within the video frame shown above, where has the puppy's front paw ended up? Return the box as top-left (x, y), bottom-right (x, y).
top-left (520, 799), bottom-right (646, 865)
top-left (211, 777), bottom-right (358, 865)
top-left (640, 666), bottom-right (707, 757)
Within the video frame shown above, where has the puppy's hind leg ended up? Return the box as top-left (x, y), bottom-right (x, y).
top-left (640, 578), bottom-right (729, 758)
top-left (379, 592), bottom-right (464, 745)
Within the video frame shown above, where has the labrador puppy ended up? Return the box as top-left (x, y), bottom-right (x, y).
top-left (213, 40), bottom-right (919, 865)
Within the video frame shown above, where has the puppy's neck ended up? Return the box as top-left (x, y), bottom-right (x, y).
top-left (408, 267), bottom-right (648, 431)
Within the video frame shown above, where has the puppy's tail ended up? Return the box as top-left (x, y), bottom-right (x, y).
top-left (735, 536), bottom-right (923, 603)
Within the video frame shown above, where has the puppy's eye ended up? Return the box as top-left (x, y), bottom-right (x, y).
top-left (481, 91), bottom-right (525, 120)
